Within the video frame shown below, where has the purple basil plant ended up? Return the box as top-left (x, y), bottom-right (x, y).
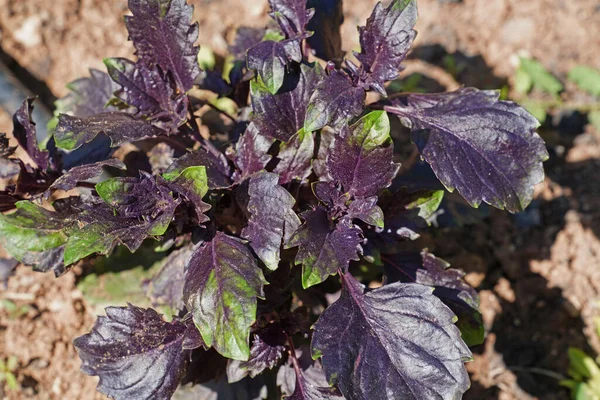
top-left (0, 0), bottom-right (547, 398)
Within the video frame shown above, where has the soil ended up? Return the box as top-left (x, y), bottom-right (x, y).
top-left (0, 0), bottom-right (599, 399)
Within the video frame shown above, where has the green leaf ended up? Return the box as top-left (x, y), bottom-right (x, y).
top-left (349, 110), bottom-right (391, 150)
top-left (6, 357), bottom-right (18, 372)
top-left (568, 66), bottom-right (600, 97)
top-left (197, 46), bottom-right (216, 70)
top-left (514, 67), bottom-right (533, 95)
top-left (0, 201), bottom-right (68, 263)
top-left (589, 111), bottom-right (600, 132)
top-left (521, 100), bottom-right (548, 123)
top-left (404, 189), bottom-right (445, 223)
top-left (568, 348), bottom-right (598, 380)
top-left (575, 382), bottom-right (599, 400)
top-left (183, 232), bottom-right (267, 360)
top-left (64, 225), bottom-right (116, 266)
top-left (262, 30), bottom-right (285, 42)
top-left (5, 372), bottom-right (18, 391)
top-left (163, 166), bottom-right (209, 198)
top-left (95, 178), bottom-right (128, 206)
top-left (519, 57), bottom-right (563, 96)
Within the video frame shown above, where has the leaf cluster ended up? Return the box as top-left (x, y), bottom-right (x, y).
top-left (0, 0), bottom-right (548, 399)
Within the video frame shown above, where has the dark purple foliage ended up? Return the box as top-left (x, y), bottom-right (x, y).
top-left (385, 88), bottom-right (548, 212)
top-left (251, 62), bottom-right (323, 142)
top-left (273, 130), bottom-right (314, 184)
top-left (287, 207), bottom-right (362, 288)
top-left (285, 373), bottom-right (342, 400)
top-left (0, 0), bottom-right (550, 398)
top-left (227, 332), bottom-right (286, 382)
top-left (230, 27), bottom-right (266, 61)
top-left (55, 112), bottom-right (165, 150)
top-left (47, 158), bottom-right (125, 194)
top-left (105, 58), bottom-right (188, 131)
top-left (355, 0), bottom-right (417, 95)
top-left (326, 111), bottom-right (399, 198)
top-left (54, 68), bottom-right (119, 117)
top-left (13, 98), bottom-right (49, 170)
top-left (304, 70), bottom-right (365, 132)
top-left (247, 39), bottom-right (303, 95)
top-left (268, 0), bottom-right (314, 39)
top-left (382, 251), bottom-right (484, 346)
top-left (238, 171), bottom-right (300, 271)
top-left (73, 305), bottom-right (196, 400)
top-left (146, 246), bottom-right (195, 312)
top-left (125, 0), bottom-right (200, 91)
top-left (183, 232), bottom-right (267, 360)
top-left (277, 347), bottom-right (330, 397)
top-left (312, 273), bottom-right (472, 399)
top-left (164, 147), bottom-right (232, 189)
top-left (232, 123), bottom-right (274, 182)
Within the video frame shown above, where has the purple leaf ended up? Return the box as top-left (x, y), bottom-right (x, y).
top-left (183, 232), bottom-right (267, 360)
top-left (146, 245), bottom-right (195, 313)
top-left (251, 62), bottom-right (323, 142)
top-left (285, 373), bottom-right (342, 400)
top-left (239, 171), bottom-right (301, 271)
top-left (385, 88), bottom-right (548, 212)
top-left (346, 196), bottom-right (384, 228)
top-left (104, 58), bottom-right (188, 131)
top-left (73, 305), bottom-right (195, 400)
top-left (13, 98), bottom-right (49, 170)
top-left (312, 181), bottom-right (383, 228)
top-left (55, 112), bottom-right (165, 150)
top-left (227, 332), bottom-right (286, 382)
top-left (355, 0), bottom-right (417, 95)
top-left (0, 201), bottom-right (70, 276)
top-left (55, 69), bottom-right (119, 117)
top-left (233, 123), bottom-right (274, 182)
top-left (47, 158), bottom-right (126, 194)
top-left (306, 0), bottom-right (344, 64)
top-left (53, 70), bottom-right (121, 170)
top-left (286, 207), bottom-right (362, 288)
top-left (63, 175), bottom-right (179, 264)
top-left (312, 273), bottom-right (472, 400)
top-left (327, 111), bottom-right (399, 198)
top-left (125, 0), bottom-right (200, 91)
top-left (268, 0), bottom-right (314, 39)
top-left (304, 70), bottom-right (365, 132)
top-left (0, 257), bottom-right (19, 284)
top-left (273, 130), bottom-right (314, 184)
top-left (383, 251), bottom-right (484, 346)
top-left (95, 174), bottom-right (177, 224)
top-left (313, 127), bottom-right (334, 179)
top-left (164, 146), bottom-right (233, 189)
top-left (247, 39), bottom-right (302, 95)
top-left (230, 27), bottom-right (266, 61)
top-left (162, 166), bottom-right (211, 225)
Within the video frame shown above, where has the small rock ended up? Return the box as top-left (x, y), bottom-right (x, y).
top-left (13, 16), bottom-right (42, 48)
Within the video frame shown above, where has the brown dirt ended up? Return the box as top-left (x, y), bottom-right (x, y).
top-left (1, 0), bottom-right (599, 399)
top-left (0, 263), bottom-right (103, 400)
